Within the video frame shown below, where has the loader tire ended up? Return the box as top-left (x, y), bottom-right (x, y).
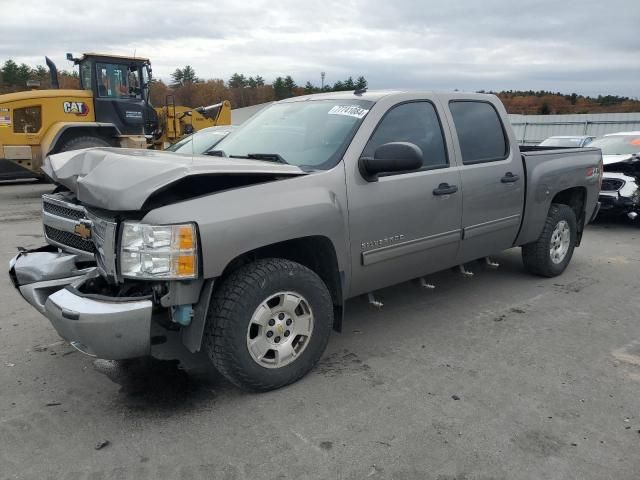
top-left (59, 136), bottom-right (110, 152)
top-left (522, 203), bottom-right (577, 277)
top-left (204, 258), bottom-right (333, 392)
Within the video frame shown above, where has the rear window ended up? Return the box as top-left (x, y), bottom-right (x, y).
top-left (449, 101), bottom-right (508, 164)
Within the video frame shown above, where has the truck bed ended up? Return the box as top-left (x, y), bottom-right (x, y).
top-left (515, 146), bottom-right (601, 246)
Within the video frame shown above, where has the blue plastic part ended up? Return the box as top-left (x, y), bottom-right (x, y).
top-left (172, 305), bottom-right (193, 326)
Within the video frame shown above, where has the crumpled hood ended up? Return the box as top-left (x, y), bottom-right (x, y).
top-left (43, 148), bottom-right (306, 211)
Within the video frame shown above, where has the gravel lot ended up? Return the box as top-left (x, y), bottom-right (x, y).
top-left (0, 180), bottom-right (639, 480)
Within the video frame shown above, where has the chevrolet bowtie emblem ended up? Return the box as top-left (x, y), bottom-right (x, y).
top-left (74, 221), bottom-right (92, 240)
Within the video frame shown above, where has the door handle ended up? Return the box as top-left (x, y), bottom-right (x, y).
top-left (501, 172), bottom-right (520, 183)
top-left (433, 183), bottom-right (458, 196)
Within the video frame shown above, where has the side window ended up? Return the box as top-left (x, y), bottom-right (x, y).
top-left (80, 61), bottom-right (92, 90)
top-left (362, 102), bottom-right (448, 170)
top-left (449, 101), bottom-right (508, 164)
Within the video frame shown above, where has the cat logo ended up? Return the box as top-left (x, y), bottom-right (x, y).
top-left (73, 221), bottom-right (92, 240)
top-left (63, 101), bottom-right (89, 116)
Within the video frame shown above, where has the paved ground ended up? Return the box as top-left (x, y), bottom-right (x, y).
top-left (0, 180), bottom-right (639, 480)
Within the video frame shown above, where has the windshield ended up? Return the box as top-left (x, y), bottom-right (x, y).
top-left (589, 135), bottom-right (640, 155)
top-left (213, 99), bottom-right (374, 169)
top-left (539, 137), bottom-right (585, 147)
top-left (166, 127), bottom-right (234, 154)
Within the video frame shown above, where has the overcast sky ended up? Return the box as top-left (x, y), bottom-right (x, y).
top-left (3, 0), bottom-right (639, 97)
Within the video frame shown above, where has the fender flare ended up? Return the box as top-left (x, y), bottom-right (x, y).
top-left (42, 122), bottom-right (121, 157)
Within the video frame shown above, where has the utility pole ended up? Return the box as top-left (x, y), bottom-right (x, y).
top-left (321, 72), bottom-right (325, 90)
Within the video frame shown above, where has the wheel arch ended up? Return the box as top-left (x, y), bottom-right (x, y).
top-left (218, 235), bottom-right (345, 332)
top-left (42, 122), bottom-right (121, 156)
top-left (551, 187), bottom-right (587, 246)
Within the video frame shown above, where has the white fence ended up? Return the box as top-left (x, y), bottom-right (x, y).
top-left (509, 113), bottom-right (640, 145)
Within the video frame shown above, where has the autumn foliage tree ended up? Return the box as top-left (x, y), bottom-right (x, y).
top-left (3, 58), bottom-right (638, 114)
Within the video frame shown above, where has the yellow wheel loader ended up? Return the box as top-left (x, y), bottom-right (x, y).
top-left (0, 53), bottom-right (231, 180)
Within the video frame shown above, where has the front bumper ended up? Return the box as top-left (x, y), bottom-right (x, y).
top-left (9, 247), bottom-right (153, 360)
top-left (598, 192), bottom-right (639, 217)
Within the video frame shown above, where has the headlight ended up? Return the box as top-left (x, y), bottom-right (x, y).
top-left (119, 222), bottom-right (198, 279)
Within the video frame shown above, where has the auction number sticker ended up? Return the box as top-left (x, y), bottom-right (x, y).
top-left (328, 105), bottom-right (369, 119)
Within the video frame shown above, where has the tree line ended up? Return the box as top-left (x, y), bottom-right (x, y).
top-left (2, 58), bottom-right (639, 114)
top-left (0, 59), bottom-right (79, 92)
top-left (162, 65), bottom-right (369, 107)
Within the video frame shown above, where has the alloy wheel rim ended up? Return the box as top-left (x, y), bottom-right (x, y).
top-left (550, 220), bottom-right (571, 264)
top-left (246, 291), bottom-right (314, 368)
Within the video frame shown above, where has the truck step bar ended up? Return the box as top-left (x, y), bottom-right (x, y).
top-left (367, 292), bottom-right (384, 308)
top-left (459, 264), bottom-right (474, 277)
top-left (419, 277), bottom-right (435, 289)
top-left (485, 257), bottom-right (500, 268)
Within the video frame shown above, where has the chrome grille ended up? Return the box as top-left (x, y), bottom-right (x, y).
top-left (42, 193), bottom-right (118, 279)
top-left (85, 209), bottom-right (118, 278)
top-left (44, 225), bottom-right (95, 253)
top-left (42, 201), bottom-right (85, 220)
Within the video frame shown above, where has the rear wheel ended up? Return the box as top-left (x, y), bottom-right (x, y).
top-left (522, 203), bottom-right (577, 277)
top-left (59, 135), bottom-right (111, 152)
top-left (204, 258), bottom-right (333, 391)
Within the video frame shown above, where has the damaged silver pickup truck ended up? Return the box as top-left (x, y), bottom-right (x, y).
top-left (9, 91), bottom-right (602, 391)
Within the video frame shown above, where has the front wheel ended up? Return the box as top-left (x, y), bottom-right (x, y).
top-left (204, 258), bottom-right (333, 391)
top-left (522, 203), bottom-right (577, 277)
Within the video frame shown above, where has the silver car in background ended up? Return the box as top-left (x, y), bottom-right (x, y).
top-left (166, 125), bottom-right (236, 155)
top-left (539, 135), bottom-right (595, 148)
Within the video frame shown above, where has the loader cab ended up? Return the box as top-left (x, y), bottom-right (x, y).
top-left (72, 53), bottom-right (156, 136)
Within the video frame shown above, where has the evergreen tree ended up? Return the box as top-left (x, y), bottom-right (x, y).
top-left (343, 76), bottom-right (355, 90)
top-left (34, 65), bottom-right (48, 81)
top-left (272, 77), bottom-right (288, 100)
top-left (181, 65), bottom-right (198, 84)
top-left (170, 68), bottom-right (184, 88)
top-left (1, 60), bottom-right (20, 85)
top-left (228, 73), bottom-right (247, 88)
top-left (283, 76), bottom-right (296, 97)
top-left (355, 76), bottom-right (367, 90)
top-left (304, 81), bottom-right (315, 94)
top-left (16, 63), bottom-right (32, 85)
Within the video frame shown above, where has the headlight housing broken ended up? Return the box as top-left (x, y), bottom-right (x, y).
top-left (119, 222), bottom-right (198, 280)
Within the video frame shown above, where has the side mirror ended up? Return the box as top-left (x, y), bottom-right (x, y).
top-left (359, 142), bottom-right (423, 181)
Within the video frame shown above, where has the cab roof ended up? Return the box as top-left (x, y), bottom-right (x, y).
top-left (280, 89), bottom-right (499, 104)
top-left (81, 52), bottom-right (150, 63)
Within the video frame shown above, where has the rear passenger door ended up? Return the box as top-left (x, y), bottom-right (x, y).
top-left (444, 98), bottom-right (525, 264)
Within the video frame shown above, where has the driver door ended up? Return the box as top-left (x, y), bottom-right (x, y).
top-left (345, 97), bottom-right (463, 297)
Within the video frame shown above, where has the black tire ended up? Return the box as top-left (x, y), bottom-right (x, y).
top-left (59, 135), bottom-right (111, 152)
top-left (522, 203), bottom-right (577, 277)
top-left (204, 258), bottom-right (333, 391)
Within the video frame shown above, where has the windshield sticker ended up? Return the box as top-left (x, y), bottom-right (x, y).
top-left (328, 105), bottom-right (369, 119)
